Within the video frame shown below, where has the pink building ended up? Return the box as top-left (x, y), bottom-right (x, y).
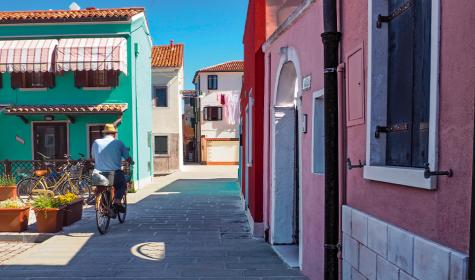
top-left (251, 0), bottom-right (475, 279)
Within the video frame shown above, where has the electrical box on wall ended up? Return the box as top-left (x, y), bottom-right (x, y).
top-left (346, 44), bottom-right (365, 126)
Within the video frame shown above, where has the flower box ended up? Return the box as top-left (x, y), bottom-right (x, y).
top-left (63, 198), bottom-right (84, 226)
top-left (0, 185), bottom-right (17, 201)
top-left (0, 206), bottom-right (29, 232)
top-left (34, 208), bottom-right (64, 233)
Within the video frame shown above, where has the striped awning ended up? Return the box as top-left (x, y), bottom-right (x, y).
top-left (0, 39), bottom-right (58, 73)
top-left (56, 38), bottom-right (127, 75)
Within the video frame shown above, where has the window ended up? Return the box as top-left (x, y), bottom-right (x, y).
top-left (74, 70), bottom-right (119, 88)
top-left (88, 125), bottom-right (105, 157)
top-left (203, 106), bottom-right (223, 121)
top-left (11, 72), bottom-right (55, 89)
top-left (208, 75), bottom-right (218, 90)
top-left (312, 90), bottom-right (325, 174)
top-left (365, 0), bottom-right (439, 189)
top-left (154, 87), bottom-right (168, 107)
top-left (154, 135), bottom-right (168, 155)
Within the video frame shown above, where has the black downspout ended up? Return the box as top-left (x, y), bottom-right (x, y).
top-left (321, 0), bottom-right (341, 278)
top-left (469, 115), bottom-right (475, 279)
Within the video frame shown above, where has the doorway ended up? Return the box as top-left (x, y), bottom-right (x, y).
top-left (33, 122), bottom-right (68, 160)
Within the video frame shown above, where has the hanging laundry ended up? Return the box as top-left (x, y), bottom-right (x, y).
top-left (220, 94), bottom-right (226, 105)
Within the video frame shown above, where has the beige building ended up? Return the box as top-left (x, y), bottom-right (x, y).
top-left (151, 42), bottom-right (184, 174)
top-left (192, 61), bottom-right (243, 165)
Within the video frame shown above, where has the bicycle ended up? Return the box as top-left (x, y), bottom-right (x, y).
top-left (16, 153), bottom-right (87, 201)
top-left (95, 162), bottom-right (132, 235)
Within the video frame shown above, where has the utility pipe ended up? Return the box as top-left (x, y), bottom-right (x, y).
top-left (469, 113), bottom-right (475, 279)
top-left (321, 0), bottom-right (341, 278)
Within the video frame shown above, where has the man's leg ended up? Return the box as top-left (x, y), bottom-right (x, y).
top-left (113, 171), bottom-right (127, 212)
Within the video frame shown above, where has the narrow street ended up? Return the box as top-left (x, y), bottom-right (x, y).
top-left (0, 166), bottom-right (306, 280)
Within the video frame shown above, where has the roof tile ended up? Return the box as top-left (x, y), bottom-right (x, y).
top-left (5, 104), bottom-right (128, 114)
top-left (152, 43), bottom-right (184, 68)
top-left (0, 7), bottom-right (144, 24)
top-left (193, 61), bottom-right (243, 83)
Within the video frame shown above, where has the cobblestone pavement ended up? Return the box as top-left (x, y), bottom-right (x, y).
top-left (0, 167), bottom-right (307, 279)
top-left (0, 242), bottom-right (36, 264)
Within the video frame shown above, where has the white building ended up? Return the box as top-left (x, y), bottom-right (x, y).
top-left (192, 61), bottom-right (243, 165)
top-left (151, 42), bottom-right (184, 174)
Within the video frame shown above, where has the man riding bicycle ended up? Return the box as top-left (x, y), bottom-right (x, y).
top-left (91, 124), bottom-right (132, 213)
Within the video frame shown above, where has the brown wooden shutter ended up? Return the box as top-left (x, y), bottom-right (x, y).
top-left (46, 72), bottom-right (55, 88)
top-left (74, 71), bottom-right (86, 88)
top-left (11, 73), bottom-right (22, 89)
top-left (107, 71), bottom-right (119, 87)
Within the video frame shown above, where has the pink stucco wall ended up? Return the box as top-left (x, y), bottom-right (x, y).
top-left (341, 0), bottom-right (475, 253)
top-left (263, 2), bottom-right (326, 279)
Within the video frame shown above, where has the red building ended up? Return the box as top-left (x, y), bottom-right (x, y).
top-left (241, 0), bottom-right (266, 237)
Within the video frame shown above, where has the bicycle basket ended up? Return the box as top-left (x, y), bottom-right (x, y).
top-left (69, 164), bottom-right (84, 179)
top-left (91, 171), bottom-right (115, 187)
top-left (34, 169), bottom-right (48, 177)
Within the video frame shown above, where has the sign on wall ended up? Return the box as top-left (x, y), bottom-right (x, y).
top-left (303, 75), bottom-right (312, 91)
top-left (15, 135), bottom-right (25, 145)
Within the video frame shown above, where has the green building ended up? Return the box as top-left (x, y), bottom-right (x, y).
top-left (0, 7), bottom-right (153, 188)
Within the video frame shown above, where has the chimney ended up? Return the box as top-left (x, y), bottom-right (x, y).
top-left (68, 2), bottom-right (81, 10)
top-left (86, 7), bottom-right (97, 10)
top-left (170, 40), bottom-right (174, 46)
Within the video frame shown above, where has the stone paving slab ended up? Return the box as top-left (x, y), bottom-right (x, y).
top-left (0, 242), bottom-right (36, 264)
top-left (0, 166), bottom-right (307, 279)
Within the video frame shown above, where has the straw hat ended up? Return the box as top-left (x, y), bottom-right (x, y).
top-left (102, 123), bottom-right (118, 134)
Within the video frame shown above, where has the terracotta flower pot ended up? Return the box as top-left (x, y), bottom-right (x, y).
top-left (0, 185), bottom-right (17, 201)
top-left (34, 208), bottom-right (64, 233)
top-left (0, 206), bottom-right (30, 232)
top-left (63, 198), bottom-right (84, 226)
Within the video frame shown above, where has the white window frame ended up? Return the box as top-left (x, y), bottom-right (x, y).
top-left (364, 0), bottom-right (441, 190)
top-left (153, 134), bottom-right (170, 157)
top-left (311, 89), bottom-right (324, 174)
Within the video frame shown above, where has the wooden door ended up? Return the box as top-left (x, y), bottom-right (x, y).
top-left (33, 123), bottom-right (68, 160)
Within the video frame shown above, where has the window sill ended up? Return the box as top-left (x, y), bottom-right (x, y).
top-left (363, 165), bottom-right (435, 190)
top-left (82, 87), bottom-right (112, 91)
top-left (154, 154), bottom-right (170, 158)
top-left (19, 88), bottom-right (47, 92)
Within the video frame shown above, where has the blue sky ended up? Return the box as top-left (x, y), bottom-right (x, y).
top-left (0, 0), bottom-right (248, 89)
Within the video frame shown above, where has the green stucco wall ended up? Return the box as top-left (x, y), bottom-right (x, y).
top-left (0, 17), bottom-right (153, 185)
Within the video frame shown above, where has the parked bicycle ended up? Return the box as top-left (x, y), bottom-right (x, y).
top-left (16, 153), bottom-right (92, 202)
top-left (94, 162), bottom-right (133, 234)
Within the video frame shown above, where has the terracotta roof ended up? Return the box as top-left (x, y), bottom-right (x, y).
top-left (0, 7), bottom-right (144, 25)
top-left (5, 104), bottom-right (128, 114)
top-left (152, 43), bottom-right (184, 68)
top-left (193, 61), bottom-right (244, 84)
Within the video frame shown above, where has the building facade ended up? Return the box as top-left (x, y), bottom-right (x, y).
top-left (193, 62), bottom-right (243, 165)
top-left (151, 42), bottom-right (184, 175)
top-left (0, 7), bottom-right (153, 188)
top-left (241, 0), bottom-right (266, 238)
top-left (242, 0), bottom-right (475, 279)
top-left (182, 90), bottom-right (200, 164)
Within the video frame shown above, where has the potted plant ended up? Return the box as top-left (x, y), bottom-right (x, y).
top-left (32, 195), bottom-right (64, 233)
top-left (0, 199), bottom-right (30, 232)
top-left (0, 175), bottom-right (17, 201)
top-left (57, 193), bottom-right (83, 226)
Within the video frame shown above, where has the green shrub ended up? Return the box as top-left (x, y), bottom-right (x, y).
top-left (0, 175), bottom-right (16, 187)
top-left (0, 199), bottom-right (26, 209)
top-left (32, 195), bottom-right (61, 210)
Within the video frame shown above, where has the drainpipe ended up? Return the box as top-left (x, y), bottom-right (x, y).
top-left (469, 115), bottom-right (475, 279)
top-left (321, 0), bottom-right (341, 278)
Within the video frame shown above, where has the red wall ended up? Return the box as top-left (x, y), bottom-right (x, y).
top-left (341, 0), bottom-right (475, 253)
top-left (242, 0), bottom-right (266, 223)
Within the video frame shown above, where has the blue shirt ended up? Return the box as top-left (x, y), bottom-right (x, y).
top-left (92, 135), bottom-right (130, 171)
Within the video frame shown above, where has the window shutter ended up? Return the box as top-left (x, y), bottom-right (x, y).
top-left (386, 0), bottom-right (431, 168)
top-left (11, 73), bottom-right (22, 89)
top-left (108, 71), bottom-right (119, 87)
top-left (74, 71), bottom-right (86, 88)
top-left (217, 107), bottom-right (222, 120)
top-left (203, 107), bottom-right (209, 121)
top-left (46, 72), bottom-right (55, 88)
top-left (0, 74), bottom-right (3, 89)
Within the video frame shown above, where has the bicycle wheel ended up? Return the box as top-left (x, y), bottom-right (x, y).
top-left (78, 177), bottom-right (94, 205)
top-left (59, 179), bottom-right (80, 195)
top-left (96, 191), bottom-right (111, 235)
top-left (118, 194), bottom-right (127, 224)
top-left (17, 178), bottom-right (46, 202)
